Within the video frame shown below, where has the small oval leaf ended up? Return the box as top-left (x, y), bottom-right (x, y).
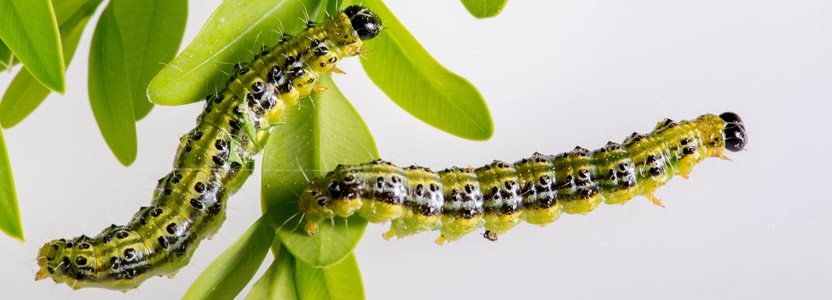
top-left (0, 0), bottom-right (95, 73)
top-left (246, 244), bottom-right (298, 300)
top-left (295, 252), bottom-right (364, 300)
top-left (111, 0), bottom-right (187, 120)
top-left (461, 0), bottom-right (509, 19)
top-left (263, 75), bottom-right (376, 267)
top-left (184, 215), bottom-right (275, 300)
top-left (0, 0), bottom-right (98, 128)
top-left (0, 70), bottom-right (49, 129)
top-left (88, 4), bottom-right (137, 166)
top-left (359, 0), bottom-right (494, 140)
top-left (0, 128), bottom-right (23, 241)
top-left (0, 39), bottom-right (16, 72)
top-left (0, 0), bottom-right (65, 93)
top-left (147, 0), bottom-right (322, 106)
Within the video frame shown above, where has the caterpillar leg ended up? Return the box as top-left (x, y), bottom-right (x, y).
top-left (383, 213), bottom-right (441, 240)
top-left (482, 212), bottom-right (523, 241)
top-left (483, 230), bottom-right (498, 242)
top-left (718, 154), bottom-right (732, 161)
top-left (560, 198), bottom-right (603, 215)
top-left (312, 85), bottom-right (328, 93)
top-left (525, 206), bottom-right (562, 226)
top-left (331, 66), bottom-right (347, 74)
top-left (435, 216), bottom-right (485, 244)
top-left (644, 194), bottom-right (665, 208)
top-left (305, 223), bottom-right (320, 236)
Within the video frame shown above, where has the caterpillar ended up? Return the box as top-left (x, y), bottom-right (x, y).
top-left (34, 6), bottom-right (382, 291)
top-left (300, 112), bottom-right (748, 244)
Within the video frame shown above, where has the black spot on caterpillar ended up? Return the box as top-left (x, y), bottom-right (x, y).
top-left (300, 112), bottom-right (748, 244)
top-left (35, 6), bottom-right (382, 291)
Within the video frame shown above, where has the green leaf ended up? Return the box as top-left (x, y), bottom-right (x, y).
top-left (0, 69), bottom-right (50, 129)
top-left (147, 0), bottom-right (323, 106)
top-left (111, 0), bottom-right (187, 120)
top-left (0, 0), bottom-right (97, 73)
top-left (0, 0), bottom-right (102, 128)
top-left (460, 0), bottom-right (509, 19)
top-left (0, 128), bottom-right (22, 241)
top-left (262, 75), bottom-right (376, 267)
top-left (0, 39), bottom-right (16, 72)
top-left (359, 0), bottom-right (493, 140)
top-left (295, 252), bottom-right (364, 300)
top-left (88, 3), bottom-right (137, 166)
top-left (184, 215), bottom-right (275, 300)
top-left (0, 0), bottom-right (65, 93)
top-left (246, 243), bottom-right (298, 300)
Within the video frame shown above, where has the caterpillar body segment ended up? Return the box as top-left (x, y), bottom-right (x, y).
top-left (300, 112), bottom-right (748, 244)
top-left (35, 6), bottom-right (382, 290)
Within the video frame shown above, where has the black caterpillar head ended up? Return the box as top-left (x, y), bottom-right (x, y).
top-left (719, 112), bottom-right (747, 152)
top-left (343, 5), bottom-right (382, 41)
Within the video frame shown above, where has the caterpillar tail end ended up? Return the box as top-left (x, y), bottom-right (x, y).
top-left (305, 223), bottom-right (319, 236)
top-left (35, 269), bottom-right (48, 281)
top-left (35, 242), bottom-right (57, 282)
top-left (35, 258), bottom-right (47, 281)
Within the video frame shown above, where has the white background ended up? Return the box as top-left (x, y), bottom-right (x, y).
top-left (1, 0), bottom-right (830, 299)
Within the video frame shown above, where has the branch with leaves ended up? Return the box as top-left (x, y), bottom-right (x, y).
top-left (0, 0), bottom-right (507, 298)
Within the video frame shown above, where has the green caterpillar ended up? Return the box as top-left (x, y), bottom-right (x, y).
top-left (35, 6), bottom-right (382, 291)
top-left (300, 112), bottom-right (747, 244)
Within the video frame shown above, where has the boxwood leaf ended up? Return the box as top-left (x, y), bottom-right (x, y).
top-left (295, 252), bottom-right (364, 300)
top-left (461, 0), bottom-right (509, 19)
top-left (0, 128), bottom-right (22, 241)
top-left (245, 243), bottom-right (298, 300)
top-left (147, 0), bottom-right (322, 106)
top-left (184, 215), bottom-right (275, 300)
top-left (0, 0), bottom-right (65, 92)
top-left (111, 0), bottom-right (187, 120)
top-left (88, 3), bottom-right (137, 166)
top-left (358, 0), bottom-right (494, 140)
top-left (0, 0), bottom-right (101, 128)
top-left (262, 74), bottom-right (376, 267)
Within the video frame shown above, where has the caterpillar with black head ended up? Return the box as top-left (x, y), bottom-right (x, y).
top-left (34, 5), bottom-right (382, 291)
top-left (300, 112), bottom-right (748, 244)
